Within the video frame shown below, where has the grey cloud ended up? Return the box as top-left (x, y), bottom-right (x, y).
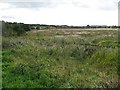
top-left (98, 6), bottom-right (117, 11)
top-left (8, 2), bottom-right (51, 8)
top-left (2, 0), bottom-right (119, 10)
top-left (5, 0), bottom-right (90, 9)
top-left (72, 0), bottom-right (118, 10)
top-left (98, 0), bottom-right (118, 11)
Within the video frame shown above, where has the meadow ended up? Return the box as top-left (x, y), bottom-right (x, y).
top-left (2, 28), bottom-right (119, 88)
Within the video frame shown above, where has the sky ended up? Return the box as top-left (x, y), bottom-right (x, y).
top-left (0, 0), bottom-right (119, 26)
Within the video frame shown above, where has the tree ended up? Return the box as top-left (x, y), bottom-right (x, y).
top-left (23, 24), bottom-right (30, 31)
top-left (2, 21), bottom-right (31, 36)
top-left (36, 26), bottom-right (40, 30)
top-left (13, 23), bottom-right (25, 36)
top-left (86, 25), bottom-right (90, 28)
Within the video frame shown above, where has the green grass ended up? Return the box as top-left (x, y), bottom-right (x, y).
top-left (2, 29), bottom-right (119, 88)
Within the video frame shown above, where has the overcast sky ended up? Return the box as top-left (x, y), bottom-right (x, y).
top-left (0, 0), bottom-right (119, 26)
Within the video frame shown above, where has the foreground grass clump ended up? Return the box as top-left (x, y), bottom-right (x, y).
top-left (2, 29), bottom-right (119, 88)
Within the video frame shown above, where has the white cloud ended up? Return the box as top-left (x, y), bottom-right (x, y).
top-left (0, 3), bottom-right (12, 10)
top-left (0, 0), bottom-right (119, 25)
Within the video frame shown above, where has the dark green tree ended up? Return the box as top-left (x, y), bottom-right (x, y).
top-left (36, 26), bottom-right (40, 30)
top-left (13, 23), bottom-right (25, 36)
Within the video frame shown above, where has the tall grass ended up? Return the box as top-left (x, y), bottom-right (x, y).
top-left (2, 29), bottom-right (119, 88)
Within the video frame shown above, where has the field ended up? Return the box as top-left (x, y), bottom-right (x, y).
top-left (2, 28), bottom-right (119, 88)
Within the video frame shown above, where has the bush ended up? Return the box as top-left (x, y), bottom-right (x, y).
top-left (2, 21), bottom-right (30, 36)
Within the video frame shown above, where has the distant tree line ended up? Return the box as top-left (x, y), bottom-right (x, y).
top-left (30, 24), bottom-right (120, 30)
top-left (1, 20), bottom-right (120, 36)
top-left (1, 21), bottom-right (30, 36)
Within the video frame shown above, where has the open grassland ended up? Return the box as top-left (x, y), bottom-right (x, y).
top-left (2, 29), bottom-right (119, 88)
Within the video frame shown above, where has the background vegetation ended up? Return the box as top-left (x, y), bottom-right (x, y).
top-left (2, 21), bottom-right (30, 36)
top-left (1, 21), bottom-right (119, 88)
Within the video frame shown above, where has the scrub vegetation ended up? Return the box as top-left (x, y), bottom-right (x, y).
top-left (2, 21), bottom-right (119, 88)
